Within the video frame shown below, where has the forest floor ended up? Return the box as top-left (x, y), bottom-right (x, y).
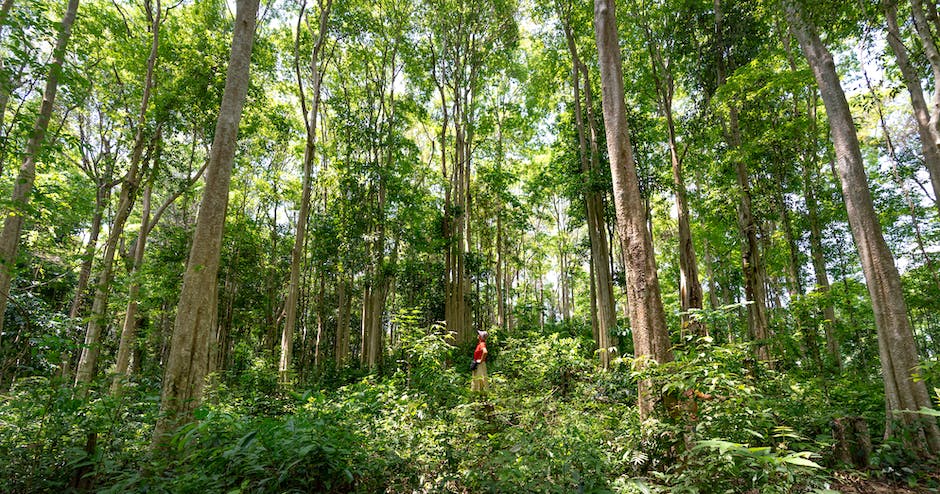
top-left (829, 471), bottom-right (940, 493)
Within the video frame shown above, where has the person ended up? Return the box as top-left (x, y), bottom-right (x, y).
top-left (471, 330), bottom-right (488, 392)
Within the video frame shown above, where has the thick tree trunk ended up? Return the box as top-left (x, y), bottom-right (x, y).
top-left (785, 0), bottom-right (940, 454)
top-left (593, 0), bottom-right (673, 416)
top-left (0, 0), bottom-right (80, 338)
top-left (152, 0), bottom-right (259, 448)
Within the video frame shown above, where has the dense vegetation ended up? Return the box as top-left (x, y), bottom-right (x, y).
top-left (0, 0), bottom-right (939, 491)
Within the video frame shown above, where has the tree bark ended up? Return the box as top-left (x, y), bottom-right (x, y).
top-left (0, 0), bottom-right (80, 338)
top-left (784, 0), bottom-right (940, 454)
top-left (593, 0), bottom-right (673, 416)
top-left (152, 0), bottom-right (259, 448)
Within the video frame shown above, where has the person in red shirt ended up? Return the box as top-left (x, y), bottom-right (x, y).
top-left (471, 330), bottom-right (488, 392)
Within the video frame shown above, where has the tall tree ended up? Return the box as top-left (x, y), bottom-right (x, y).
top-left (784, 0), bottom-right (940, 454)
top-left (593, 0), bottom-right (673, 416)
top-left (637, 0), bottom-right (705, 337)
top-left (280, 0), bottom-right (331, 385)
top-left (0, 0), bottom-right (80, 337)
top-left (152, 0), bottom-right (260, 447)
top-left (904, 0), bottom-right (940, 212)
top-left (417, 0), bottom-right (517, 345)
top-left (75, 0), bottom-right (162, 386)
top-left (714, 0), bottom-right (771, 362)
top-left (555, 0), bottom-right (616, 367)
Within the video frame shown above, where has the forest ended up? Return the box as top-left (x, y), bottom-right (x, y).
top-left (0, 0), bottom-right (939, 491)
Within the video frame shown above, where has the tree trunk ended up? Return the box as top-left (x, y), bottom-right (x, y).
top-left (75, 1), bottom-right (162, 385)
top-left (883, 0), bottom-right (940, 213)
top-left (907, 0), bottom-right (940, 210)
top-left (781, 26), bottom-right (843, 370)
top-left (113, 134), bottom-right (207, 395)
top-left (334, 274), bottom-right (351, 366)
top-left (642, 22), bottom-right (704, 339)
top-left (785, 0), bottom-right (940, 454)
top-left (0, 0), bottom-right (80, 338)
top-left (61, 166), bottom-right (112, 379)
top-left (714, 0), bottom-right (771, 362)
top-left (110, 184), bottom-right (152, 395)
top-left (558, 7), bottom-right (617, 365)
top-left (280, 0), bottom-right (330, 385)
top-left (593, 0), bottom-right (673, 416)
top-left (152, 0), bottom-right (259, 448)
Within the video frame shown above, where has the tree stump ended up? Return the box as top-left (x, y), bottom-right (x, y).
top-left (832, 416), bottom-right (871, 469)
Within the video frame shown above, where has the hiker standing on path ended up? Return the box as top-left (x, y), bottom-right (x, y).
top-left (471, 330), bottom-right (488, 392)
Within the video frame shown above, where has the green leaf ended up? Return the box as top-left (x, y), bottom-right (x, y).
top-left (782, 455), bottom-right (822, 469)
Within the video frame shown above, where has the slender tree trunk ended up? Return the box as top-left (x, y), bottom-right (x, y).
top-left (884, 0), bottom-right (940, 212)
top-left (781, 23), bottom-right (841, 368)
top-left (642, 22), bottom-right (704, 338)
top-left (111, 183), bottom-right (152, 395)
top-left (281, 0), bottom-right (331, 385)
top-left (152, 0), bottom-right (259, 448)
top-left (593, 0), bottom-right (672, 416)
top-left (496, 212), bottom-right (505, 330)
top-left (313, 269), bottom-right (325, 368)
top-left (785, 0), bottom-right (940, 454)
top-left (61, 168), bottom-right (112, 379)
top-left (112, 137), bottom-right (207, 395)
top-left (0, 0), bottom-right (80, 338)
top-left (714, 0), bottom-right (771, 362)
top-left (0, 0), bottom-right (17, 174)
top-left (907, 0), bottom-right (940, 209)
top-left (559, 7), bottom-right (617, 365)
top-left (334, 274), bottom-right (350, 366)
top-left (74, 148), bottom-right (146, 385)
top-left (69, 177), bottom-right (111, 321)
top-left (581, 64), bottom-right (619, 350)
top-left (75, 1), bottom-right (162, 385)
top-left (862, 50), bottom-right (940, 295)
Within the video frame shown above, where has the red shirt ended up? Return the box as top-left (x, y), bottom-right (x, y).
top-left (473, 341), bottom-right (488, 362)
